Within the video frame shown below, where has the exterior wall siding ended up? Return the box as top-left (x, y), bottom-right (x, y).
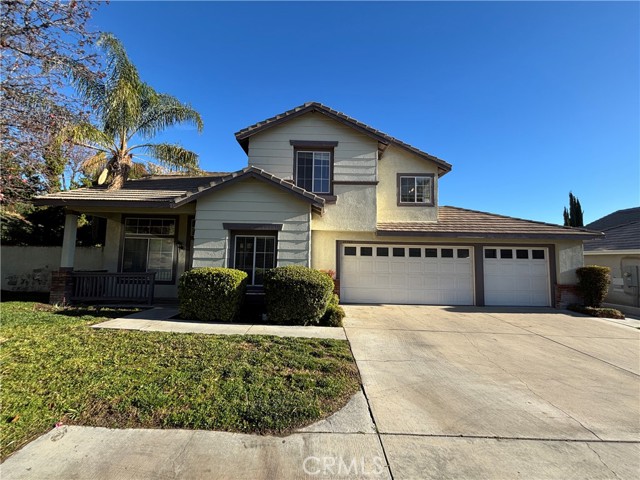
top-left (193, 177), bottom-right (311, 268)
top-left (377, 144), bottom-right (439, 223)
top-left (248, 113), bottom-right (378, 182)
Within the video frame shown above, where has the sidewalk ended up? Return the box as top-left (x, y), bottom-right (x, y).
top-left (0, 392), bottom-right (388, 479)
top-left (92, 307), bottom-right (347, 340)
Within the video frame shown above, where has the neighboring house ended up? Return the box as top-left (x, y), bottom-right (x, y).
top-left (584, 207), bottom-right (640, 309)
top-left (35, 102), bottom-right (600, 307)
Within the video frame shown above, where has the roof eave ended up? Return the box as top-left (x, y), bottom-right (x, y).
top-left (32, 198), bottom-right (177, 209)
top-left (376, 230), bottom-right (603, 240)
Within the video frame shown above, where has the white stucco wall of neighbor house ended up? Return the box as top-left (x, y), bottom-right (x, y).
top-left (192, 177), bottom-right (312, 268)
top-left (1, 246), bottom-right (105, 292)
top-left (584, 252), bottom-right (640, 307)
top-left (377, 144), bottom-right (439, 223)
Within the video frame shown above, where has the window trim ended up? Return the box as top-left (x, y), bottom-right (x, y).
top-left (293, 146), bottom-right (335, 195)
top-left (119, 215), bottom-right (179, 285)
top-left (396, 173), bottom-right (435, 207)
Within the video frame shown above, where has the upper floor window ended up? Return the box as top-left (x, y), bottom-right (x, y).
top-left (398, 174), bottom-right (434, 206)
top-left (295, 150), bottom-right (331, 194)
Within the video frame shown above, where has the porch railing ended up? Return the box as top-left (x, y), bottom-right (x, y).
top-left (70, 272), bottom-right (156, 305)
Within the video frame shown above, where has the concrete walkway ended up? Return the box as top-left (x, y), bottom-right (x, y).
top-left (92, 307), bottom-right (347, 340)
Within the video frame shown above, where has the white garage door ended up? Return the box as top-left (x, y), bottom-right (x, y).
top-left (341, 244), bottom-right (474, 305)
top-left (483, 247), bottom-right (550, 306)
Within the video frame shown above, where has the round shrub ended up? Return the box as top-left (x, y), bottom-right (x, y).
top-left (576, 265), bottom-right (611, 308)
top-left (320, 293), bottom-right (345, 327)
top-left (264, 266), bottom-right (334, 325)
top-left (178, 267), bottom-right (248, 322)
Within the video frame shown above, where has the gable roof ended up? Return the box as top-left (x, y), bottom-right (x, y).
top-left (377, 206), bottom-right (603, 239)
top-left (234, 102), bottom-right (453, 176)
top-left (33, 167), bottom-right (325, 213)
top-left (585, 207), bottom-right (640, 231)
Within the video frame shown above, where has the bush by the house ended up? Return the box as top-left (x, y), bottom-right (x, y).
top-left (264, 266), bottom-right (334, 326)
top-left (576, 265), bottom-right (611, 308)
top-left (567, 304), bottom-right (625, 320)
top-left (320, 293), bottom-right (346, 327)
top-left (178, 268), bottom-right (248, 322)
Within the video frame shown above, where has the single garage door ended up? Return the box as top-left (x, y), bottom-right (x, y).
top-left (483, 247), bottom-right (550, 306)
top-left (341, 244), bottom-right (474, 305)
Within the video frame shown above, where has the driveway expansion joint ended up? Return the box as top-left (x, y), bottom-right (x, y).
top-left (378, 432), bottom-right (640, 443)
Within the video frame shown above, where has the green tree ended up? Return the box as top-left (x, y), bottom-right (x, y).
top-left (563, 192), bottom-right (584, 227)
top-left (62, 33), bottom-right (204, 190)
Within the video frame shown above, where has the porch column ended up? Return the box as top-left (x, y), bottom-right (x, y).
top-left (50, 213), bottom-right (77, 305)
top-left (60, 213), bottom-right (78, 269)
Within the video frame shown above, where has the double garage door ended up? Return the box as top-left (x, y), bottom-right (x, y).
top-left (340, 244), bottom-right (550, 306)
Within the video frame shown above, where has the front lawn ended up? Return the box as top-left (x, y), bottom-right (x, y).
top-left (0, 302), bottom-right (360, 460)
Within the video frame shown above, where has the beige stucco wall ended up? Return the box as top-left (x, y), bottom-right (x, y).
top-left (312, 184), bottom-right (377, 231)
top-left (584, 252), bottom-right (640, 307)
top-left (247, 112), bottom-right (378, 182)
top-left (377, 144), bottom-right (439, 223)
top-left (192, 177), bottom-right (311, 268)
top-left (556, 241), bottom-right (584, 285)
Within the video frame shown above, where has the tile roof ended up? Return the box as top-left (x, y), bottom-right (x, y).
top-left (377, 206), bottom-right (602, 239)
top-left (234, 102), bottom-right (453, 176)
top-left (584, 221), bottom-right (640, 252)
top-left (33, 173), bottom-right (230, 207)
top-left (585, 207), bottom-right (640, 231)
top-left (34, 167), bottom-right (325, 212)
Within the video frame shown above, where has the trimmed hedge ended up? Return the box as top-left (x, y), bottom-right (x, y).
top-left (264, 266), bottom-right (334, 326)
top-left (320, 294), bottom-right (346, 327)
top-left (576, 265), bottom-right (611, 308)
top-left (178, 267), bottom-right (248, 322)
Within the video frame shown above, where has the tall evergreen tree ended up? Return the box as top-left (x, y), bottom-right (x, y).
top-left (563, 192), bottom-right (584, 227)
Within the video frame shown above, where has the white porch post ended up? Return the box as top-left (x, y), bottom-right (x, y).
top-left (60, 213), bottom-right (78, 270)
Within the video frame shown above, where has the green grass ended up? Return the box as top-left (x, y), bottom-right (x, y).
top-left (0, 302), bottom-right (360, 460)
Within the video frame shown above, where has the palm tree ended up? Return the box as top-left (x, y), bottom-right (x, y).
top-left (63, 33), bottom-right (203, 190)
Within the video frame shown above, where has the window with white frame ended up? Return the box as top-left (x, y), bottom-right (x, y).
top-left (399, 175), bottom-right (434, 205)
top-left (295, 150), bottom-right (331, 193)
top-left (122, 218), bottom-right (176, 282)
top-left (234, 235), bottom-right (276, 286)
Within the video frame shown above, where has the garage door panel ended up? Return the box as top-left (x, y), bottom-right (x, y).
top-left (390, 263), bottom-right (406, 274)
top-left (341, 244), bottom-right (474, 305)
top-left (424, 263), bottom-right (439, 273)
top-left (374, 262), bottom-right (390, 274)
top-left (484, 247), bottom-right (550, 307)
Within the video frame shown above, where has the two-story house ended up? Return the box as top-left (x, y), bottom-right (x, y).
top-left (36, 102), bottom-right (600, 307)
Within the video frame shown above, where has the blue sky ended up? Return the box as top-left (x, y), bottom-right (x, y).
top-left (92, 1), bottom-right (639, 225)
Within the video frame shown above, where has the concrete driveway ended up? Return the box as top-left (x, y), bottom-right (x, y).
top-left (343, 305), bottom-right (640, 479)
